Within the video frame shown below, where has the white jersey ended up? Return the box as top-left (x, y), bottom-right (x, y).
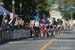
top-left (35, 21), bottom-right (39, 27)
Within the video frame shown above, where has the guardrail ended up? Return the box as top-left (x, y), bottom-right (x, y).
top-left (0, 29), bottom-right (31, 44)
top-left (0, 30), bottom-right (12, 43)
top-left (0, 27), bottom-right (64, 44)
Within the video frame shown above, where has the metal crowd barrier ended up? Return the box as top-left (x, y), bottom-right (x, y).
top-left (0, 29), bottom-right (31, 44)
top-left (0, 30), bottom-right (13, 43)
top-left (0, 28), bottom-right (63, 44)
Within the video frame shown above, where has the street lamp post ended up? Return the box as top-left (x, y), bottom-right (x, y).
top-left (62, 8), bottom-right (64, 19)
top-left (12, 0), bottom-right (15, 13)
top-left (19, 2), bottom-right (22, 16)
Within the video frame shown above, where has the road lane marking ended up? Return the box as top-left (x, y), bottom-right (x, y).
top-left (56, 39), bottom-right (75, 41)
top-left (40, 39), bottom-right (55, 50)
top-left (63, 31), bottom-right (75, 32)
top-left (49, 47), bottom-right (73, 49)
top-left (40, 31), bottom-right (64, 50)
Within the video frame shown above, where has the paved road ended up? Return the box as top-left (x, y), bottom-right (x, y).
top-left (46, 30), bottom-right (75, 50)
top-left (0, 29), bottom-right (75, 50)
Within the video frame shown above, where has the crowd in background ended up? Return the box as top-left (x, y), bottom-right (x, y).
top-left (0, 15), bottom-right (24, 31)
top-left (0, 14), bottom-right (64, 38)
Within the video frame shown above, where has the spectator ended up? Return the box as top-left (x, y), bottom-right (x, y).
top-left (0, 15), bottom-right (3, 27)
top-left (1, 17), bottom-right (8, 31)
top-left (14, 17), bottom-right (24, 29)
top-left (8, 15), bottom-right (16, 31)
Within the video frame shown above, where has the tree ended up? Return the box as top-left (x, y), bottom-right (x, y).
top-left (4, 0), bottom-right (52, 16)
top-left (4, 0), bottom-right (12, 11)
top-left (33, 0), bottom-right (52, 16)
top-left (3, 0), bottom-right (53, 22)
top-left (57, 19), bottom-right (63, 24)
top-left (58, 0), bottom-right (75, 20)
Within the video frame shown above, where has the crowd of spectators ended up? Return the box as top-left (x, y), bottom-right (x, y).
top-left (0, 15), bottom-right (25, 31)
top-left (0, 14), bottom-right (64, 38)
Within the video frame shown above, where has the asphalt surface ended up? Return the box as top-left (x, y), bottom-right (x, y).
top-left (0, 29), bottom-right (75, 50)
top-left (46, 29), bottom-right (75, 50)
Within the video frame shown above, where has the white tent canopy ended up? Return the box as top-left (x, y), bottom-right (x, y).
top-left (0, 6), bottom-right (18, 18)
top-left (0, 6), bottom-right (10, 15)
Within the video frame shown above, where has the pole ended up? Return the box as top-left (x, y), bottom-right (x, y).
top-left (12, 0), bottom-right (15, 13)
top-left (20, 2), bottom-right (22, 16)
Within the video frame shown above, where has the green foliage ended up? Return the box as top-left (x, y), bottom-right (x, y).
top-left (57, 19), bottom-right (63, 24)
top-left (4, 0), bottom-right (52, 16)
top-left (4, 0), bottom-right (12, 11)
top-left (34, 0), bottom-right (52, 16)
top-left (58, 0), bottom-right (75, 20)
top-left (3, 0), bottom-right (53, 22)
